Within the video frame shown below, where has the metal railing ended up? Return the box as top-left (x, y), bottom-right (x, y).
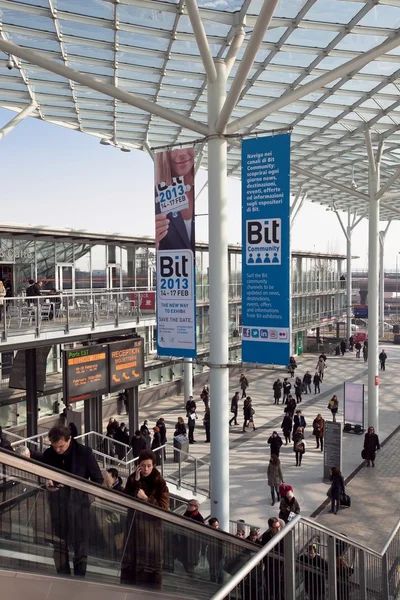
top-left (1, 289), bottom-right (156, 341)
top-left (212, 515), bottom-right (400, 600)
top-left (11, 429), bottom-right (210, 497)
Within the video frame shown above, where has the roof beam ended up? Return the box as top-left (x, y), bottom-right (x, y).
top-left (0, 103), bottom-right (37, 139)
top-left (185, 0), bottom-right (217, 83)
top-left (216, 0), bottom-right (280, 132)
top-left (291, 164), bottom-right (369, 201)
top-left (226, 31), bottom-right (400, 135)
top-left (0, 38), bottom-right (209, 137)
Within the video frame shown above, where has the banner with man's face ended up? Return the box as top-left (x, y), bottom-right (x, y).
top-left (154, 148), bottom-right (196, 358)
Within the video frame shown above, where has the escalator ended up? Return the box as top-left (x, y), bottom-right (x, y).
top-left (0, 449), bottom-right (257, 599)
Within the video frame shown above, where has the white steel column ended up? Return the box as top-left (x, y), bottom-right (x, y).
top-left (379, 221), bottom-right (391, 338)
top-left (208, 60), bottom-right (229, 530)
top-left (346, 209), bottom-right (352, 343)
top-left (183, 359), bottom-right (193, 401)
top-left (0, 103), bottom-right (36, 140)
top-left (366, 130), bottom-right (380, 433)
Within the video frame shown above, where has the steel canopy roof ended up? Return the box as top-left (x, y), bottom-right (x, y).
top-left (2, 1), bottom-right (400, 219)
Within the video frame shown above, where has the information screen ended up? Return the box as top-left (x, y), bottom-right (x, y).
top-left (64, 345), bottom-right (109, 402)
top-left (109, 337), bottom-right (144, 392)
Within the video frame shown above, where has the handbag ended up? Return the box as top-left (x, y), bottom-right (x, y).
top-left (326, 486), bottom-right (332, 498)
top-left (361, 448), bottom-right (366, 459)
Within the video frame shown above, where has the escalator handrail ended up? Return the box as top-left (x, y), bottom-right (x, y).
top-left (0, 448), bottom-right (256, 551)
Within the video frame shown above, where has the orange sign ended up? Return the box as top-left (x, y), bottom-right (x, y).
top-left (108, 338), bottom-right (144, 392)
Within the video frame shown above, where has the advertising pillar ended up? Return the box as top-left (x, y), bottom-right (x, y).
top-left (154, 148), bottom-right (196, 358)
top-left (241, 133), bottom-right (291, 365)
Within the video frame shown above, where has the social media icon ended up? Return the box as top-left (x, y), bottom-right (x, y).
top-left (279, 331), bottom-right (287, 339)
top-left (260, 329), bottom-right (269, 339)
top-left (270, 330), bottom-right (277, 339)
top-left (251, 328), bottom-right (259, 338)
top-left (242, 327), bottom-right (250, 338)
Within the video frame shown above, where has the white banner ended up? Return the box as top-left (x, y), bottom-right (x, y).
top-left (343, 382), bottom-right (364, 426)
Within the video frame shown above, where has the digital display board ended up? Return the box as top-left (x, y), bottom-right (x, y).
top-left (64, 345), bottom-right (109, 402)
top-left (109, 337), bottom-right (144, 392)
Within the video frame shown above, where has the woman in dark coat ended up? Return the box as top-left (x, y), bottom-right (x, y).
top-left (121, 449), bottom-right (169, 588)
top-left (174, 416), bottom-right (186, 437)
top-left (151, 426), bottom-right (162, 466)
top-left (363, 426), bottom-right (380, 467)
top-left (281, 414), bottom-right (293, 444)
top-left (267, 431), bottom-right (283, 456)
top-left (329, 466), bottom-right (345, 515)
top-left (140, 420), bottom-right (151, 449)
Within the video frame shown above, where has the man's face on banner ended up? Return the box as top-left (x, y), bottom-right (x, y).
top-left (170, 149), bottom-right (193, 177)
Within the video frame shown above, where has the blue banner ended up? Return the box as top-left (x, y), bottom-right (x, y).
top-left (241, 134), bottom-right (291, 366)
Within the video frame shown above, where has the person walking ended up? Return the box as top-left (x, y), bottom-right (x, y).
top-left (340, 339), bottom-right (346, 356)
top-left (355, 341), bottom-right (362, 358)
top-left (267, 431), bottom-right (283, 457)
top-left (140, 420), bottom-right (151, 449)
top-left (229, 391), bottom-right (239, 426)
top-left (243, 396), bottom-right (256, 432)
top-left (282, 378), bottom-right (291, 403)
top-left (187, 407), bottom-right (197, 444)
top-left (313, 372), bottom-right (321, 394)
top-left (327, 395), bottom-right (339, 422)
top-left (151, 426), bottom-right (162, 466)
top-left (329, 466), bottom-right (345, 515)
top-left (294, 376), bottom-right (302, 403)
top-left (185, 395), bottom-right (196, 417)
top-left (200, 386), bottom-right (209, 409)
top-left (300, 544), bottom-right (328, 600)
top-left (379, 349), bottom-right (387, 371)
top-left (116, 391), bottom-right (125, 416)
top-left (312, 414), bottom-right (325, 451)
top-left (293, 426), bottom-right (306, 467)
top-left (363, 426), bottom-right (380, 467)
top-left (303, 371), bottom-right (312, 394)
top-left (285, 395), bottom-right (296, 419)
top-left (293, 409), bottom-right (306, 435)
top-left (156, 417), bottom-right (167, 460)
top-left (362, 343), bottom-right (368, 363)
top-left (316, 357), bottom-right (326, 381)
top-left (273, 378), bottom-right (282, 405)
top-left (281, 414), bottom-right (293, 445)
top-left (121, 449), bottom-right (169, 587)
top-left (279, 490), bottom-right (300, 523)
top-left (288, 356), bottom-right (297, 377)
top-left (239, 373), bottom-right (249, 398)
top-left (267, 455), bottom-right (284, 506)
top-left (349, 335), bottom-right (354, 351)
top-left (203, 406), bottom-right (210, 443)
top-left (130, 430), bottom-right (147, 458)
top-left (42, 425), bottom-right (103, 577)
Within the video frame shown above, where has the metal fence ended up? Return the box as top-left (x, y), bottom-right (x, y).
top-left (10, 429), bottom-right (210, 498)
top-left (211, 516), bottom-right (400, 600)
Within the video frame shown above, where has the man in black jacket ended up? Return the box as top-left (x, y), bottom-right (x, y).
top-left (42, 425), bottom-right (103, 577)
top-left (130, 430), bottom-right (147, 458)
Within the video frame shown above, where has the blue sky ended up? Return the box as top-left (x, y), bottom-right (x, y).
top-left (1, 106), bottom-right (400, 268)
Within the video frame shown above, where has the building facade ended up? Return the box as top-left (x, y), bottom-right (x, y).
top-left (0, 225), bottom-right (346, 428)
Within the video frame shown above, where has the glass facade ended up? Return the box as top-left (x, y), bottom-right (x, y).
top-left (0, 231), bottom-right (346, 428)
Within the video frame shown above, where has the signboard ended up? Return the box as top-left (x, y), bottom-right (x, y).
top-left (9, 346), bottom-right (51, 392)
top-left (109, 337), bottom-right (144, 393)
top-left (154, 148), bottom-right (196, 358)
top-left (64, 345), bottom-right (109, 403)
top-left (241, 133), bottom-right (291, 365)
top-left (354, 305), bottom-right (368, 319)
top-left (344, 382), bottom-right (364, 427)
top-left (323, 421), bottom-right (342, 481)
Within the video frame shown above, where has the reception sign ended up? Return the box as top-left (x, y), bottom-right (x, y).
top-left (241, 133), bottom-right (291, 365)
top-left (154, 148), bottom-right (196, 358)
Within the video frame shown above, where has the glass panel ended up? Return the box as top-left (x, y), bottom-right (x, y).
top-left (36, 241), bottom-right (55, 292)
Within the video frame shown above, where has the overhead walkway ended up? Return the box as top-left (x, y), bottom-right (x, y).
top-left (0, 450), bottom-right (398, 599)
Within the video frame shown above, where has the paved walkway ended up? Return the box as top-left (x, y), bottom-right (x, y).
top-left (106, 346), bottom-right (400, 541)
top-left (317, 425), bottom-right (400, 552)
